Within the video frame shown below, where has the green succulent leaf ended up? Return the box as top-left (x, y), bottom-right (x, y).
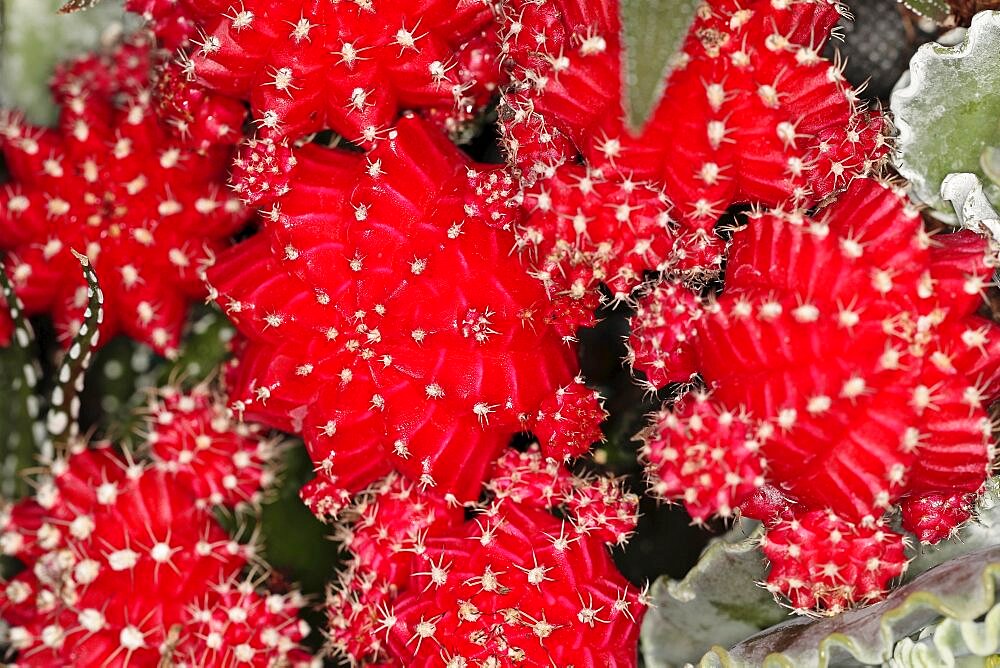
top-left (0, 266), bottom-right (42, 496)
top-left (0, 0), bottom-right (132, 124)
top-left (620, 0), bottom-right (700, 132)
top-left (891, 11), bottom-right (1000, 216)
top-left (898, 0), bottom-right (953, 24)
top-left (699, 546), bottom-right (1000, 667)
top-left (940, 172), bottom-right (1000, 242)
top-left (890, 601), bottom-right (1000, 666)
top-left (640, 523), bottom-right (790, 668)
top-left (46, 252), bottom-right (103, 452)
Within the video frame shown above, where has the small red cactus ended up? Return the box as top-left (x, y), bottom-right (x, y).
top-left (498, 0), bottom-right (888, 227)
top-left (898, 492), bottom-right (977, 545)
top-left (641, 393), bottom-right (766, 523)
top-left (385, 499), bottom-right (644, 665)
top-left (514, 164), bottom-right (680, 306)
top-left (181, 0), bottom-right (503, 144)
top-left (206, 116), bottom-right (579, 507)
top-left (0, 36), bottom-right (248, 356)
top-left (484, 445), bottom-right (576, 508)
top-left (326, 446), bottom-right (644, 666)
top-left (531, 376), bottom-right (608, 461)
top-left (699, 179), bottom-right (998, 530)
top-left (154, 59), bottom-right (246, 151)
top-left (627, 281), bottom-right (703, 390)
top-left (761, 508), bottom-right (908, 613)
top-left (0, 446), bottom-right (310, 666)
top-left (327, 474), bottom-right (463, 663)
top-left (146, 385), bottom-right (281, 509)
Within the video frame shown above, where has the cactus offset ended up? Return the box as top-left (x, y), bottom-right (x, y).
top-left (145, 385), bottom-right (283, 510)
top-left (327, 445), bottom-right (644, 666)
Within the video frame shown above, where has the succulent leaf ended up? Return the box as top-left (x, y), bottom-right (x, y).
top-left (641, 523), bottom-right (788, 668)
top-left (0, 266), bottom-right (41, 496)
top-left (891, 11), bottom-right (1000, 214)
top-left (699, 546), bottom-right (1000, 666)
top-left (44, 252), bottom-right (103, 452)
top-left (619, 0), bottom-right (700, 131)
top-left (941, 172), bottom-right (1000, 242)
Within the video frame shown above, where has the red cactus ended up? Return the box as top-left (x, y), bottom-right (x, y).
top-left (761, 508), bottom-right (908, 613)
top-left (498, 0), bottom-right (888, 225)
top-left (531, 376), bottom-right (608, 461)
top-left (327, 446), bottom-right (644, 666)
top-left (641, 393), bottom-right (766, 523)
top-left (0, 447), bottom-right (310, 666)
top-left (206, 115), bottom-right (579, 507)
top-left (627, 281), bottom-right (703, 390)
top-left (0, 36), bottom-right (248, 356)
top-left (327, 474), bottom-right (463, 663)
top-left (514, 164), bottom-right (680, 303)
top-left (146, 386), bottom-right (281, 509)
top-left (484, 444), bottom-right (576, 508)
top-left (634, 180), bottom-right (999, 540)
top-left (181, 0), bottom-right (503, 144)
top-left (385, 499), bottom-right (643, 665)
top-left (700, 179), bottom-right (998, 533)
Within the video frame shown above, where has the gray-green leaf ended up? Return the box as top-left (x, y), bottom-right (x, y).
top-left (891, 11), bottom-right (1000, 216)
top-left (640, 523), bottom-right (789, 668)
top-left (620, 0), bottom-right (701, 132)
top-left (699, 546), bottom-right (1000, 667)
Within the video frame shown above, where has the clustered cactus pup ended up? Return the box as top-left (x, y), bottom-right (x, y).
top-left (0, 0), bottom-right (998, 666)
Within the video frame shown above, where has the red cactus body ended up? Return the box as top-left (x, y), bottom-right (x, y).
top-left (641, 393), bottom-right (766, 523)
top-left (327, 446), bottom-right (644, 666)
top-left (700, 179), bottom-right (998, 532)
top-left (514, 164), bottom-right (685, 313)
top-left (531, 376), bottom-right (608, 461)
top-left (627, 281), bottom-right (703, 390)
top-left (181, 0), bottom-right (503, 144)
top-left (498, 0), bottom-right (888, 225)
top-left (327, 474), bottom-right (463, 663)
top-left (634, 179), bottom-right (999, 530)
top-left (0, 37), bottom-right (248, 356)
top-left (146, 386), bottom-right (280, 509)
top-left (761, 509), bottom-right (907, 613)
top-left (0, 447), bottom-right (310, 666)
top-left (207, 115), bottom-right (582, 507)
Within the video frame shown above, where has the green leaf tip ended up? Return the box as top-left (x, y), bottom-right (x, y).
top-left (620, 0), bottom-right (701, 132)
top-left (45, 251), bottom-right (104, 455)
